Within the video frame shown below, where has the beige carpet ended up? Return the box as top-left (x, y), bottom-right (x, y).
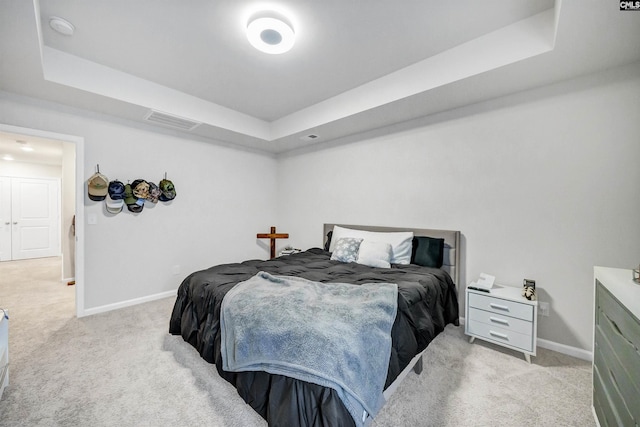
top-left (0, 257), bottom-right (595, 426)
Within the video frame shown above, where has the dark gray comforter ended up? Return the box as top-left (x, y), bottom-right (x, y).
top-left (169, 248), bottom-right (459, 427)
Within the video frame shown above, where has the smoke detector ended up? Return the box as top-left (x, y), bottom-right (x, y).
top-left (49, 16), bottom-right (75, 36)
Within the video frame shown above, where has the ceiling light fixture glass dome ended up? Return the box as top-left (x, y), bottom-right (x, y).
top-left (247, 11), bottom-right (295, 54)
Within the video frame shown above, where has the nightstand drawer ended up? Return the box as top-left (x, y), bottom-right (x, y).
top-left (467, 319), bottom-right (534, 352)
top-left (467, 307), bottom-right (533, 336)
top-left (468, 292), bottom-right (533, 321)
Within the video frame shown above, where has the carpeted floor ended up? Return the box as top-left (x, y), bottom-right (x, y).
top-left (0, 257), bottom-right (595, 426)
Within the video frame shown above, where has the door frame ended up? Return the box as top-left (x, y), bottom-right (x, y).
top-left (0, 123), bottom-right (85, 317)
top-left (0, 178), bottom-right (10, 261)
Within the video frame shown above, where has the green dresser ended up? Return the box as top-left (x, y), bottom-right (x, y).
top-left (593, 267), bottom-right (640, 427)
top-left (0, 310), bottom-right (7, 400)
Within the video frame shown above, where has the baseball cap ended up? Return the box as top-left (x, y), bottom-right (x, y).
top-left (146, 182), bottom-right (161, 204)
top-left (158, 178), bottom-right (176, 202)
top-left (105, 193), bottom-right (124, 214)
top-left (88, 172), bottom-right (109, 201)
top-left (131, 179), bottom-right (150, 200)
top-left (108, 180), bottom-right (126, 200)
top-left (124, 183), bottom-right (144, 213)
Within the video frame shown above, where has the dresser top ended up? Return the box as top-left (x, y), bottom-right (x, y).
top-left (594, 266), bottom-right (640, 319)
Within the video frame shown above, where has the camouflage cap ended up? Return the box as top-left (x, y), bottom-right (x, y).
top-left (124, 183), bottom-right (144, 213)
top-left (146, 181), bottom-right (161, 204)
top-left (131, 179), bottom-right (150, 200)
top-left (158, 178), bottom-right (176, 202)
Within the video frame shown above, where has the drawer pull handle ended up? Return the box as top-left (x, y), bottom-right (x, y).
top-left (489, 317), bottom-right (509, 325)
top-left (489, 303), bottom-right (509, 311)
top-left (608, 368), bottom-right (621, 393)
top-left (489, 331), bottom-right (509, 340)
top-left (604, 313), bottom-right (635, 346)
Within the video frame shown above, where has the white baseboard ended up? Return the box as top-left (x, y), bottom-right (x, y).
top-left (537, 338), bottom-right (592, 361)
top-left (81, 289), bottom-right (176, 317)
top-left (82, 302), bottom-right (593, 361)
top-left (458, 316), bottom-right (592, 361)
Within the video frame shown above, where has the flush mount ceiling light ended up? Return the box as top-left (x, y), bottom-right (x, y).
top-left (49, 16), bottom-right (75, 36)
top-left (247, 11), bottom-right (295, 54)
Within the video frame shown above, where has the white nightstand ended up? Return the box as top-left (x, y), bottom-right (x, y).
top-left (465, 285), bottom-right (538, 363)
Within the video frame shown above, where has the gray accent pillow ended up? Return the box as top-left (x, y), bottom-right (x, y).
top-left (330, 237), bottom-right (363, 263)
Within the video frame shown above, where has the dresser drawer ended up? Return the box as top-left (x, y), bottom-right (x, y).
top-left (597, 281), bottom-right (640, 352)
top-left (593, 271), bottom-right (640, 427)
top-left (593, 361), bottom-right (630, 427)
top-left (0, 351), bottom-right (8, 395)
top-left (0, 312), bottom-right (7, 401)
top-left (596, 304), bottom-right (640, 386)
top-left (467, 307), bottom-right (533, 336)
top-left (467, 319), bottom-right (534, 352)
top-left (594, 284), bottom-right (640, 424)
top-left (468, 292), bottom-right (533, 321)
top-left (594, 334), bottom-right (639, 425)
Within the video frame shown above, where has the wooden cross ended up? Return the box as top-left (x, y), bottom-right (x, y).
top-left (257, 226), bottom-right (289, 259)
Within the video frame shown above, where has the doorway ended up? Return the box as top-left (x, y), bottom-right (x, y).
top-left (0, 177), bottom-right (60, 261)
top-left (0, 123), bottom-right (85, 317)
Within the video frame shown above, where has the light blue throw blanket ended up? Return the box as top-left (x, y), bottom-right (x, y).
top-left (220, 272), bottom-right (398, 426)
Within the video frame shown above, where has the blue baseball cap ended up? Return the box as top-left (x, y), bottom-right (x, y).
top-left (108, 180), bottom-right (126, 200)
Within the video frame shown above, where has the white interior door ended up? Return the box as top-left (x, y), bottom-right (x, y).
top-left (10, 177), bottom-right (60, 260)
top-left (0, 178), bottom-right (11, 261)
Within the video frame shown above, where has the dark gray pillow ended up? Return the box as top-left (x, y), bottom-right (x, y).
top-left (411, 236), bottom-right (444, 268)
top-left (324, 230), bottom-right (333, 252)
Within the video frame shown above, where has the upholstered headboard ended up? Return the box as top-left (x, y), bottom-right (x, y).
top-left (323, 224), bottom-right (461, 286)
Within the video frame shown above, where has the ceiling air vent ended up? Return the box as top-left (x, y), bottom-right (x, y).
top-left (143, 110), bottom-right (202, 131)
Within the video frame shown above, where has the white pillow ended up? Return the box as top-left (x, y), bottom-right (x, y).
top-left (357, 240), bottom-right (392, 269)
top-left (329, 226), bottom-right (414, 265)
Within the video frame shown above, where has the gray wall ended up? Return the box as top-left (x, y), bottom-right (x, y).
top-left (2, 61), bottom-right (639, 352)
top-left (276, 62), bottom-right (640, 352)
top-left (0, 95), bottom-right (279, 312)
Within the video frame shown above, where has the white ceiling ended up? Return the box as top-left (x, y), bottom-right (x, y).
top-left (0, 1), bottom-right (639, 154)
top-left (0, 132), bottom-right (63, 166)
top-left (38, 0), bottom-right (552, 121)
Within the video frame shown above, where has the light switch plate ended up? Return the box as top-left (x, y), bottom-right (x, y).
top-left (539, 302), bottom-right (550, 316)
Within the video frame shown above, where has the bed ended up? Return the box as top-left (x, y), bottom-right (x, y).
top-left (169, 224), bottom-right (460, 426)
